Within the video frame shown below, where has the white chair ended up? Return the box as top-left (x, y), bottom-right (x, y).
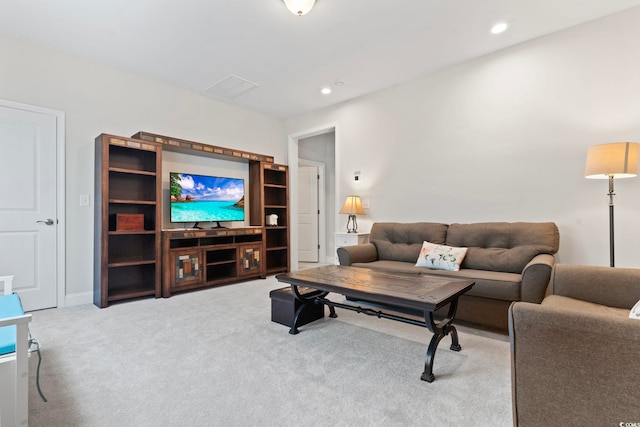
top-left (0, 275), bottom-right (32, 427)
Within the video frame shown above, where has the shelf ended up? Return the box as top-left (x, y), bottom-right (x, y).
top-left (106, 263), bottom-right (157, 301)
top-left (109, 171), bottom-right (157, 202)
top-left (266, 267), bottom-right (288, 275)
top-left (205, 277), bottom-right (240, 286)
top-left (108, 141), bottom-right (158, 172)
top-left (107, 288), bottom-right (157, 302)
top-left (206, 263), bottom-right (238, 282)
top-left (109, 199), bottom-right (157, 205)
top-left (108, 230), bottom-right (156, 235)
top-left (108, 167), bottom-right (157, 176)
top-left (206, 260), bottom-right (236, 266)
top-left (108, 259), bottom-right (156, 268)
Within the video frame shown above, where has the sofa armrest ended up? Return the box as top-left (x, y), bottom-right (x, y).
top-left (337, 243), bottom-right (378, 266)
top-left (550, 264), bottom-right (640, 309)
top-left (508, 301), bottom-right (640, 426)
top-left (520, 254), bottom-right (555, 303)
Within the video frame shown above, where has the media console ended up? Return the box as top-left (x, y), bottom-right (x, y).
top-left (161, 227), bottom-right (265, 297)
top-left (94, 132), bottom-right (289, 307)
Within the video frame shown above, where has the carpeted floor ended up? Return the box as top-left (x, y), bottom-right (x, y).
top-left (27, 275), bottom-right (512, 426)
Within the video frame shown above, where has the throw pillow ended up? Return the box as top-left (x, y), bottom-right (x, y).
top-left (415, 241), bottom-right (468, 271)
top-left (630, 300), bottom-right (640, 320)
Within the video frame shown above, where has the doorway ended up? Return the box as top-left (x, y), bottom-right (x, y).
top-left (0, 99), bottom-right (65, 311)
top-left (288, 124), bottom-right (338, 270)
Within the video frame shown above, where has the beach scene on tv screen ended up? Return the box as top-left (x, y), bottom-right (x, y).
top-left (170, 173), bottom-right (245, 222)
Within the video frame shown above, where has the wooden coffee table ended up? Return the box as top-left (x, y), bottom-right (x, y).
top-left (276, 265), bottom-right (474, 382)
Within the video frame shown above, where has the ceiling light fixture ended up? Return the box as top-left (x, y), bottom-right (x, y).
top-left (491, 22), bottom-right (508, 34)
top-left (283, 0), bottom-right (316, 16)
top-left (321, 87), bottom-right (332, 95)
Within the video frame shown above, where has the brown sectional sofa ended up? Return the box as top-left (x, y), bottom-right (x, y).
top-left (509, 264), bottom-right (640, 425)
top-left (337, 222), bottom-right (560, 330)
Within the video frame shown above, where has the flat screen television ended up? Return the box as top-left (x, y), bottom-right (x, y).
top-left (170, 172), bottom-right (245, 228)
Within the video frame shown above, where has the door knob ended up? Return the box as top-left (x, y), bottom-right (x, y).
top-left (37, 219), bottom-right (55, 226)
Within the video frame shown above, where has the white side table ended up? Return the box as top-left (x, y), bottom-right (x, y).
top-left (334, 232), bottom-right (370, 264)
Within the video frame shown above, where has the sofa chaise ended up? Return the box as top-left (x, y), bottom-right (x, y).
top-left (337, 221), bottom-right (560, 330)
top-left (509, 263), bottom-right (640, 425)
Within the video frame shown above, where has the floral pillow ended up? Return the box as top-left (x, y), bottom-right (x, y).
top-left (415, 241), bottom-right (468, 271)
top-left (630, 300), bottom-right (640, 320)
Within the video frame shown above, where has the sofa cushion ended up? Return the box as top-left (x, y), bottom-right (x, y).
top-left (415, 241), bottom-right (468, 271)
top-left (446, 222), bottom-right (559, 274)
top-left (370, 222), bottom-right (448, 263)
top-left (542, 294), bottom-right (630, 319)
top-left (352, 260), bottom-right (521, 301)
top-left (417, 268), bottom-right (522, 301)
top-left (352, 260), bottom-right (424, 275)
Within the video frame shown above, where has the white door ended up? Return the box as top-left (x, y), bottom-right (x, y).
top-left (298, 166), bottom-right (319, 262)
top-left (0, 104), bottom-right (58, 311)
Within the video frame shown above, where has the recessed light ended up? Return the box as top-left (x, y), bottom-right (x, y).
top-left (321, 87), bottom-right (332, 95)
top-left (334, 81), bottom-right (344, 87)
top-left (491, 22), bottom-right (508, 34)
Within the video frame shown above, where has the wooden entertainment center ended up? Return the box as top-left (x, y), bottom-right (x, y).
top-left (94, 132), bottom-right (289, 308)
top-left (161, 227), bottom-right (263, 297)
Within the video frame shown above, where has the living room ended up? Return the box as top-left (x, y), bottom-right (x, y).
top-left (2, 2), bottom-right (640, 426)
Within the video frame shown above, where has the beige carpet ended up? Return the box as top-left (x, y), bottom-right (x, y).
top-left (27, 276), bottom-right (512, 426)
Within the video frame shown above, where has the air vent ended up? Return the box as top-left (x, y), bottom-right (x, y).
top-left (203, 75), bottom-right (259, 99)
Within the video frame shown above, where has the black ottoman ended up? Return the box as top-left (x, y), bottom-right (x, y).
top-left (269, 286), bottom-right (324, 327)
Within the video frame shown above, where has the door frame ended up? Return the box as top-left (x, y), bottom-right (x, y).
top-left (288, 122), bottom-right (339, 270)
top-left (0, 98), bottom-right (66, 308)
top-left (298, 159), bottom-right (326, 263)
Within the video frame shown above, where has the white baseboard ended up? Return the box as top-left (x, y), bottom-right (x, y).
top-left (64, 291), bottom-right (93, 307)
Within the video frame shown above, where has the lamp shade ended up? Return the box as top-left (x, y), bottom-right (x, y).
top-left (283, 0), bottom-right (316, 16)
top-left (585, 142), bottom-right (640, 179)
top-left (339, 196), bottom-right (366, 215)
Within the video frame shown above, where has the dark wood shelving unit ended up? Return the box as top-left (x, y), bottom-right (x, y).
top-left (94, 134), bottom-right (162, 307)
top-left (249, 162), bottom-right (290, 275)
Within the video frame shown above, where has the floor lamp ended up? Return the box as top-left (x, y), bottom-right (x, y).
top-left (585, 142), bottom-right (639, 267)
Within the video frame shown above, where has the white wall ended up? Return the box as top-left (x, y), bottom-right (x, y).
top-left (286, 7), bottom-right (640, 268)
top-left (0, 34), bottom-right (285, 305)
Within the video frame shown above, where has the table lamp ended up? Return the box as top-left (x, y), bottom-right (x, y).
top-left (585, 141), bottom-right (639, 267)
top-left (339, 195), bottom-right (366, 233)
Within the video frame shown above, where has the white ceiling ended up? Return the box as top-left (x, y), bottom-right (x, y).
top-left (2, 0), bottom-right (640, 118)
